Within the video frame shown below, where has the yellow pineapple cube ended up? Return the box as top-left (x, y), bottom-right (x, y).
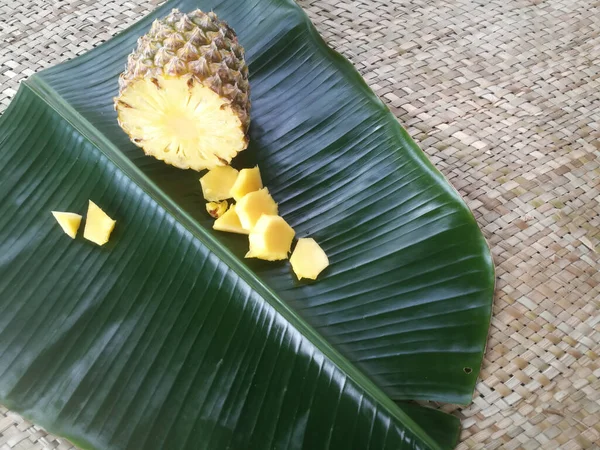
top-left (83, 200), bottom-right (116, 246)
top-left (51, 211), bottom-right (82, 239)
top-left (213, 205), bottom-right (249, 235)
top-left (290, 238), bottom-right (329, 280)
top-left (200, 166), bottom-right (239, 201)
top-left (236, 188), bottom-right (278, 231)
top-left (245, 215), bottom-right (295, 261)
top-left (230, 166), bottom-right (263, 201)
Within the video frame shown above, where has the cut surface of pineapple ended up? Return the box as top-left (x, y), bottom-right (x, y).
top-left (236, 188), bottom-right (278, 231)
top-left (117, 75), bottom-right (246, 171)
top-left (290, 238), bottom-right (329, 280)
top-left (246, 215), bottom-right (295, 261)
top-left (230, 166), bottom-right (263, 201)
top-left (213, 204), bottom-right (248, 235)
top-left (51, 211), bottom-right (82, 239)
top-left (83, 201), bottom-right (116, 246)
top-left (200, 166), bottom-right (239, 201)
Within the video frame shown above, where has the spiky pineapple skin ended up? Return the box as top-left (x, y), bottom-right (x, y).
top-left (116, 8), bottom-right (250, 140)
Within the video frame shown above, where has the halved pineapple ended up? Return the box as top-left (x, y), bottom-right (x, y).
top-left (114, 9), bottom-right (250, 171)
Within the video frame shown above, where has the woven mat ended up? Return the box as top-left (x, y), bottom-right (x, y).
top-left (1, 0), bottom-right (599, 449)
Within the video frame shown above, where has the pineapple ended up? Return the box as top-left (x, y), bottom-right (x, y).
top-left (290, 238), bottom-right (329, 280)
top-left (213, 204), bottom-right (248, 235)
top-left (84, 201), bottom-right (116, 246)
top-left (115, 9), bottom-right (250, 171)
top-left (200, 165), bottom-right (239, 201)
top-left (230, 165), bottom-right (262, 201)
top-left (206, 200), bottom-right (228, 218)
top-left (51, 211), bottom-right (82, 239)
top-left (235, 188), bottom-right (278, 231)
top-left (246, 215), bottom-right (295, 261)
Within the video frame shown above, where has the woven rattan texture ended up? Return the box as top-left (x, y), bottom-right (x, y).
top-left (1, 0), bottom-right (599, 449)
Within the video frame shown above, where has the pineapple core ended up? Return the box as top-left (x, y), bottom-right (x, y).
top-left (200, 166), bottom-right (239, 201)
top-left (51, 211), bottom-right (82, 239)
top-left (290, 238), bottom-right (329, 280)
top-left (206, 200), bottom-right (228, 218)
top-left (246, 215), bottom-right (295, 261)
top-left (213, 204), bottom-right (248, 235)
top-left (236, 188), bottom-right (278, 231)
top-left (83, 201), bottom-right (116, 246)
top-left (230, 166), bottom-right (263, 201)
top-left (116, 75), bottom-right (246, 171)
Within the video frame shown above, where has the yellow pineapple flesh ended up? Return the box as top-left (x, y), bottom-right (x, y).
top-left (200, 166), bottom-right (239, 201)
top-left (83, 201), bottom-right (116, 246)
top-left (290, 238), bottom-right (329, 280)
top-left (235, 188), bottom-right (278, 231)
top-left (245, 215), bottom-right (295, 261)
top-left (230, 165), bottom-right (263, 201)
top-left (51, 211), bottom-right (82, 239)
top-left (213, 204), bottom-right (248, 235)
top-left (117, 76), bottom-right (246, 170)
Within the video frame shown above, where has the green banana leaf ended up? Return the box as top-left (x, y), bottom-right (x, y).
top-left (0, 0), bottom-right (494, 448)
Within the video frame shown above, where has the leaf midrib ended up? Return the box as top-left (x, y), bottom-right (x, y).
top-left (23, 74), bottom-right (444, 450)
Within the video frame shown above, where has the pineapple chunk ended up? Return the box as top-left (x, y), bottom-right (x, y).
top-left (290, 238), bottom-right (329, 280)
top-left (206, 200), bottom-right (228, 218)
top-left (213, 205), bottom-right (249, 235)
top-left (245, 215), bottom-right (295, 261)
top-left (83, 201), bottom-right (116, 246)
top-left (200, 166), bottom-right (239, 201)
top-left (236, 188), bottom-right (278, 231)
top-left (51, 211), bottom-right (82, 239)
top-left (230, 166), bottom-right (263, 201)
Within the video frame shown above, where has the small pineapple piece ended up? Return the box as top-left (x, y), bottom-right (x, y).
top-left (213, 205), bottom-right (249, 235)
top-left (200, 166), bottom-right (239, 201)
top-left (245, 215), bottom-right (295, 261)
top-left (51, 211), bottom-right (82, 239)
top-left (230, 166), bottom-right (263, 201)
top-left (83, 201), bottom-right (116, 246)
top-left (206, 200), bottom-right (228, 218)
top-left (290, 238), bottom-right (329, 280)
top-left (236, 188), bottom-right (278, 231)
